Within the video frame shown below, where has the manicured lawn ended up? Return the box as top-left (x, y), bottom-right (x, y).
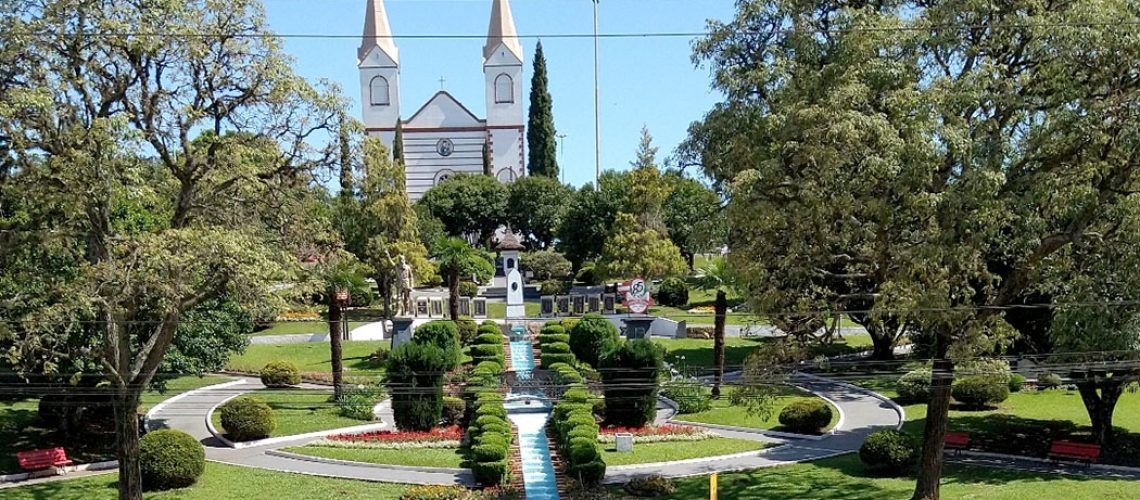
top-left (284, 445), bottom-right (466, 468)
top-left (654, 454), bottom-right (1140, 500)
top-left (486, 301), bottom-right (541, 319)
top-left (653, 335), bottom-right (873, 371)
top-left (0, 461), bottom-right (413, 500)
top-left (211, 389), bottom-right (372, 438)
top-left (252, 321), bottom-right (369, 336)
top-left (673, 386), bottom-right (840, 433)
top-left (0, 374), bottom-right (234, 474)
top-left (600, 437), bottom-right (769, 466)
top-left (225, 341), bottom-right (386, 377)
top-left (855, 376), bottom-right (1140, 466)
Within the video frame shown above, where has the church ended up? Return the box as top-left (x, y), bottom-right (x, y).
top-left (357, 0), bottom-right (526, 202)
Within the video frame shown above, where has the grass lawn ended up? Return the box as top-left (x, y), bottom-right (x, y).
top-left (854, 376), bottom-right (1140, 466)
top-left (600, 437), bottom-right (769, 466)
top-left (673, 386), bottom-right (840, 433)
top-left (486, 301), bottom-right (541, 319)
top-left (225, 341), bottom-right (386, 377)
top-left (252, 321), bottom-right (369, 336)
top-left (649, 454), bottom-right (1139, 500)
top-left (0, 375), bottom-right (234, 474)
top-left (653, 335), bottom-right (873, 371)
top-left (284, 445), bottom-right (466, 468)
top-left (0, 461), bottom-right (413, 500)
top-left (211, 389), bottom-right (372, 438)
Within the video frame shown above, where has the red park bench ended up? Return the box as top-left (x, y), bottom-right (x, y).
top-left (944, 432), bottom-right (970, 455)
top-left (17, 447), bottom-right (73, 473)
top-left (1048, 440), bottom-right (1101, 466)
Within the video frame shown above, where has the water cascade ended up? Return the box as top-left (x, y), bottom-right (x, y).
top-left (505, 324), bottom-right (559, 499)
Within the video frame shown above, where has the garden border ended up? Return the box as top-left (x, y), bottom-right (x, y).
top-left (144, 378), bottom-right (245, 431)
top-left (264, 448), bottom-right (468, 474)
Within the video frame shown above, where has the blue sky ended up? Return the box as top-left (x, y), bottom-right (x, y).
top-left (262, 0), bottom-right (735, 188)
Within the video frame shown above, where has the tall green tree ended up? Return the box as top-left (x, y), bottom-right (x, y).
top-left (392, 120), bottom-right (405, 165)
top-left (432, 238), bottom-right (494, 320)
top-left (664, 171), bottom-right (724, 269)
top-left (689, 1), bottom-right (1140, 498)
top-left (506, 175), bottom-right (573, 248)
top-left (526, 41), bottom-right (558, 178)
top-left (596, 213), bottom-right (687, 281)
top-left (0, 2), bottom-right (341, 498)
top-left (338, 114), bottom-right (354, 201)
top-left (557, 171), bottom-right (630, 269)
top-left (482, 141), bottom-right (492, 176)
top-left (688, 258), bottom-right (738, 398)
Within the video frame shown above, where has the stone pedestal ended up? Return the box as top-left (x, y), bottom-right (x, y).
top-left (623, 317), bottom-right (655, 340)
top-left (615, 433), bottom-right (634, 453)
top-left (390, 318), bottom-right (415, 351)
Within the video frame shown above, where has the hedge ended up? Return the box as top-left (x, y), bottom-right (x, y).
top-left (386, 342), bottom-right (451, 431)
top-left (541, 353), bottom-right (575, 368)
top-left (140, 429), bottom-right (205, 490)
top-left (474, 333), bottom-right (503, 346)
top-left (412, 320), bottom-right (461, 370)
top-left (599, 339), bottom-right (663, 427)
top-left (550, 360), bottom-right (605, 487)
top-left (568, 314), bottom-right (619, 367)
top-left (259, 360), bottom-right (300, 388)
top-left (778, 399), bottom-right (833, 434)
top-left (952, 376), bottom-right (1010, 408)
top-left (543, 342), bottom-right (571, 354)
top-left (218, 396), bottom-right (275, 441)
top-left (896, 369), bottom-right (931, 402)
top-left (537, 333), bottom-right (570, 346)
top-left (859, 429), bottom-right (918, 476)
top-left (467, 389), bottom-right (511, 486)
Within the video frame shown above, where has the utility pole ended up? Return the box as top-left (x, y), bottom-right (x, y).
top-left (557, 133), bottom-right (568, 184)
top-left (592, 0), bottom-right (601, 185)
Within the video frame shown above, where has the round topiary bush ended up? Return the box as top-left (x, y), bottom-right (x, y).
top-left (441, 396), bottom-right (465, 426)
top-left (778, 399), bottom-right (833, 434)
top-left (540, 324), bottom-right (566, 335)
top-left (624, 474), bottom-right (677, 497)
top-left (859, 429), bottom-right (917, 476)
top-left (537, 333), bottom-right (571, 346)
top-left (570, 459), bottom-right (606, 486)
top-left (456, 316), bottom-right (478, 345)
top-left (896, 369), bottom-right (932, 402)
top-left (259, 360), bottom-right (300, 387)
top-left (569, 314), bottom-right (620, 368)
top-left (1037, 372), bottom-right (1063, 390)
top-left (541, 353), bottom-right (575, 368)
top-left (543, 341), bottom-right (572, 354)
top-left (474, 333), bottom-right (502, 346)
top-left (471, 459), bottom-right (507, 486)
top-left (1008, 373), bottom-right (1027, 392)
top-left (218, 396), bottom-right (275, 441)
top-left (952, 376), bottom-right (1009, 408)
top-left (139, 429), bottom-right (205, 491)
top-left (472, 443), bottom-right (508, 462)
top-left (655, 277), bottom-right (689, 308)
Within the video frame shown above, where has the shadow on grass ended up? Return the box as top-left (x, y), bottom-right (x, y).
top-left (2, 473), bottom-right (120, 500)
top-left (0, 405), bottom-right (116, 474)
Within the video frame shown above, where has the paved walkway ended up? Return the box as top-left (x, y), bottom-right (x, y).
top-left (147, 377), bottom-right (473, 486)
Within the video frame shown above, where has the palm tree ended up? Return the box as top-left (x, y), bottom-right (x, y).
top-left (321, 258), bottom-right (369, 401)
top-left (689, 257), bottom-right (738, 398)
top-left (433, 237), bottom-right (493, 320)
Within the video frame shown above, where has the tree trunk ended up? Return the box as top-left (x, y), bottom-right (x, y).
top-left (869, 330), bottom-right (896, 361)
top-left (1076, 376), bottom-right (1124, 448)
top-left (328, 294), bottom-right (344, 401)
top-left (711, 289), bottom-right (727, 398)
top-left (913, 357), bottom-right (953, 500)
top-left (113, 391), bottom-right (143, 500)
top-left (379, 275), bottom-right (392, 319)
top-left (448, 274), bottom-right (460, 320)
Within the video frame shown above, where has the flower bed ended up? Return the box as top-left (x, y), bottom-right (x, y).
top-left (312, 426), bottom-right (463, 449)
top-left (597, 424), bottom-right (717, 443)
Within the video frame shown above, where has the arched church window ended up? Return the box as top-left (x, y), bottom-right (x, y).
top-left (369, 76), bottom-right (390, 106)
top-left (435, 169), bottom-right (455, 185)
top-left (494, 74), bottom-right (513, 104)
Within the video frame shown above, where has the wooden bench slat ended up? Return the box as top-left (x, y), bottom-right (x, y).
top-left (16, 447), bottom-right (72, 471)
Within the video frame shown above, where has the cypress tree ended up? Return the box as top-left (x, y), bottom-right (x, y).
top-left (482, 141), bottom-right (492, 176)
top-left (526, 41), bottom-right (558, 178)
top-left (393, 119), bottom-right (405, 165)
top-left (338, 113), bottom-right (353, 200)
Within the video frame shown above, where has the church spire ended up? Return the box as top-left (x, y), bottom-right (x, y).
top-left (359, 0), bottom-right (398, 64)
top-left (483, 0), bottom-right (523, 63)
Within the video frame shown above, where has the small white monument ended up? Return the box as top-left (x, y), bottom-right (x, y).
top-left (615, 432), bottom-right (634, 453)
top-left (497, 226), bottom-right (527, 319)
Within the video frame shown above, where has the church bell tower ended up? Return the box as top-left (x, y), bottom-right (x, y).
top-left (483, 0), bottom-right (525, 183)
top-left (359, 0), bottom-right (401, 146)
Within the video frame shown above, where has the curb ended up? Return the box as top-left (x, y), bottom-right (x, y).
top-left (605, 444), bottom-right (789, 472)
top-left (790, 382), bottom-right (846, 436)
top-left (671, 420), bottom-right (828, 441)
top-left (796, 372), bottom-right (906, 430)
top-left (0, 460), bottom-right (119, 486)
top-left (206, 396), bottom-right (390, 450)
top-left (264, 449), bottom-right (469, 474)
top-left (602, 447), bottom-right (855, 484)
top-left (144, 378), bottom-right (245, 431)
top-left (205, 456), bottom-right (475, 486)
top-left (953, 450), bottom-right (1140, 476)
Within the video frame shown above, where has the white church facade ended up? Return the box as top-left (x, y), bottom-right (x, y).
top-left (357, 0), bottom-right (526, 202)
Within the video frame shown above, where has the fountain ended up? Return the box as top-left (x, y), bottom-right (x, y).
top-left (506, 323), bottom-right (560, 499)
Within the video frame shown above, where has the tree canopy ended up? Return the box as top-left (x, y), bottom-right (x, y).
top-left (506, 175), bottom-right (573, 249)
top-left (527, 41), bottom-right (558, 178)
top-left (418, 174), bottom-right (507, 246)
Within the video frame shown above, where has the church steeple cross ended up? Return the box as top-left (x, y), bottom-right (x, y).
top-left (438, 76), bottom-right (446, 90)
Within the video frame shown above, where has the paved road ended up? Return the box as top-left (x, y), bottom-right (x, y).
top-left (148, 377), bottom-right (473, 486)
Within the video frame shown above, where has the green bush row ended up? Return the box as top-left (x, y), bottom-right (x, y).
top-left (466, 391), bottom-right (511, 486)
top-left (551, 370), bottom-right (605, 486)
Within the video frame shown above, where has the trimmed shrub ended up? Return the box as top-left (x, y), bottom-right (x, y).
top-left (896, 369), bottom-right (932, 402)
top-left (456, 316), bottom-right (478, 345)
top-left (442, 396), bottom-right (465, 426)
top-left (656, 277), bottom-right (689, 308)
top-left (475, 333), bottom-right (502, 346)
top-left (952, 376), bottom-right (1009, 408)
top-left (576, 263), bottom-right (601, 285)
top-left (259, 360), bottom-right (300, 387)
top-left (568, 314), bottom-right (620, 367)
top-left (778, 399), bottom-right (833, 434)
top-left (386, 342), bottom-right (451, 431)
top-left (599, 339), bottom-right (663, 427)
top-left (560, 317), bottom-right (581, 332)
top-left (338, 385), bottom-right (381, 421)
top-left (543, 342), bottom-right (571, 354)
top-left (540, 324), bottom-right (566, 335)
top-left (474, 360), bottom-right (503, 376)
top-left (400, 485), bottom-right (469, 500)
top-left (1038, 372), bottom-right (1063, 390)
top-left (540, 280), bottom-right (568, 296)
top-left (1009, 373), bottom-right (1027, 393)
top-left (139, 429), bottom-right (205, 491)
top-left (473, 443), bottom-right (508, 462)
top-left (412, 320), bottom-right (461, 369)
top-left (537, 333), bottom-right (570, 346)
top-left (523, 250), bottom-right (572, 281)
top-left (472, 460), bottom-right (508, 486)
top-left (541, 353), bottom-right (575, 368)
top-left (471, 344), bottom-right (504, 359)
top-left (570, 460), bottom-right (606, 485)
top-left (218, 396), bottom-right (275, 441)
top-left (859, 429), bottom-right (918, 476)
top-left (458, 281), bottom-right (479, 298)
top-left (624, 475), bottom-right (677, 497)
top-left (475, 403), bottom-right (508, 420)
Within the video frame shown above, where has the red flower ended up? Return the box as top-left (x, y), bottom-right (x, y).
top-left (599, 425), bottom-right (700, 436)
top-left (327, 426), bottom-right (462, 443)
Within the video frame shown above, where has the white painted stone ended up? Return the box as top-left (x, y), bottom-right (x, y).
top-left (615, 433), bottom-right (634, 453)
top-left (506, 267), bottom-right (525, 319)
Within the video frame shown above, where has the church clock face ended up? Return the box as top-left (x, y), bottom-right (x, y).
top-left (436, 138), bottom-right (454, 157)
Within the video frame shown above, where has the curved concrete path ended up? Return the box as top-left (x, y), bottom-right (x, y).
top-left (603, 372), bottom-right (903, 483)
top-left (147, 377), bottom-right (473, 486)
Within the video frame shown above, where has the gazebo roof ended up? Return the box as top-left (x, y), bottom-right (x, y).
top-left (495, 227), bottom-right (525, 251)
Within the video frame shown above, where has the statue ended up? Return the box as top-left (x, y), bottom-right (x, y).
top-left (386, 250), bottom-right (415, 316)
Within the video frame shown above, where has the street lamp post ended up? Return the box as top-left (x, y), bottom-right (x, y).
top-left (593, 0), bottom-right (601, 185)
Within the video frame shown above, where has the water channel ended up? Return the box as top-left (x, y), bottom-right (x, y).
top-left (505, 325), bottom-right (559, 499)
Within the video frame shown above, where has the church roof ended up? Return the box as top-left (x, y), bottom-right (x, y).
top-left (404, 91), bottom-right (485, 129)
top-left (359, 0), bottom-right (399, 64)
top-left (483, 0), bottom-right (524, 63)
top-left (495, 227), bottom-right (526, 251)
